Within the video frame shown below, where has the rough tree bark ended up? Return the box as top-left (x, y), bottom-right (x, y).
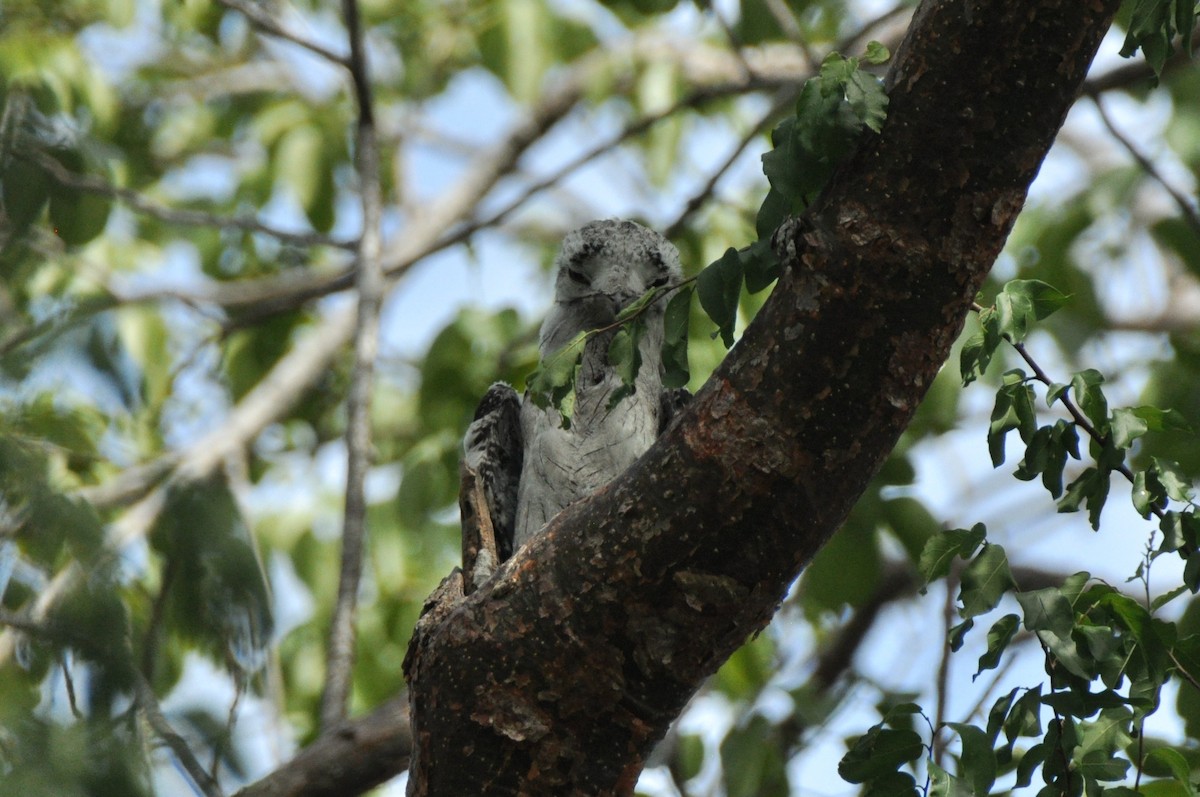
top-left (399, 0), bottom-right (1122, 794)
top-left (221, 0), bottom-right (1121, 794)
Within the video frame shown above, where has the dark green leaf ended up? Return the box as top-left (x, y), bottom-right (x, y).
top-left (661, 286), bottom-right (692, 388)
top-left (927, 761), bottom-right (974, 797)
top-left (959, 543), bottom-right (1014, 618)
top-left (526, 330), bottom-right (587, 425)
top-left (839, 726), bottom-right (924, 783)
top-left (1146, 748), bottom-right (1196, 796)
top-left (697, 247), bottom-right (743, 348)
top-left (720, 715), bottom-right (789, 797)
top-left (945, 722), bottom-right (998, 797)
top-left (1152, 457), bottom-right (1194, 502)
top-left (950, 618), bottom-right (974, 652)
top-left (863, 770), bottom-right (919, 797)
top-left (1071, 369), bottom-right (1109, 434)
top-left (740, 238), bottom-right (780, 294)
top-left (988, 371), bottom-right (1036, 467)
top-left (918, 524), bottom-right (987, 586)
top-left (1057, 467), bottom-right (1111, 531)
top-left (1016, 587), bottom-right (1092, 679)
top-left (607, 321), bottom-right (644, 390)
top-left (976, 613), bottom-right (1020, 678)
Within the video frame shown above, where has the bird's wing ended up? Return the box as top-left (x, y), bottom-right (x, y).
top-left (461, 382), bottom-right (523, 582)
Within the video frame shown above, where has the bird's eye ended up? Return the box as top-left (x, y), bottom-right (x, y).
top-left (648, 275), bottom-right (669, 289)
top-left (566, 269), bottom-right (591, 286)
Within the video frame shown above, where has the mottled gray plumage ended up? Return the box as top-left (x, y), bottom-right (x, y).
top-left (463, 219), bottom-right (683, 565)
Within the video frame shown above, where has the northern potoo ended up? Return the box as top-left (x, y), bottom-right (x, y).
top-left (462, 219), bottom-right (684, 577)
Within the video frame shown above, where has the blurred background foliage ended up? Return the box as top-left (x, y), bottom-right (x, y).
top-left (0, 0), bottom-right (1198, 794)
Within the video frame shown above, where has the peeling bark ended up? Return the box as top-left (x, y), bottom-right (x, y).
top-left (403, 1), bottom-right (1121, 794)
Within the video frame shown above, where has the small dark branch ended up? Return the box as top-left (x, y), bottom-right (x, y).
top-left (468, 85), bottom-right (763, 236)
top-left (837, 3), bottom-right (911, 54)
top-left (664, 90), bottom-right (796, 240)
top-left (211, 681), bottom-right (246, 784)
top-left (0, 293), bottom-right (119, 359)
top-left (140, 557), bottom-right (176, 682)
top-left (29, 151), bottom-right (356, 250)
top-left (0, 610), bottom-right (46, 635)
top-left (811, 563), bottom-right (915, 689)
top-left (1089, 93), bottom-right (1200, 239)
top-left (1083, 27), bottom-right (1200, 95)
top-left (1007, 334), bottom-right (1150, 512)
top-left (133, 670), bottom-right (225, 797)
top-left (709, 3), bottom-right (756, 79)
top-left (59, 655), bottom-right (82, 719)
top-left (320, 0), bottom-right (385, 731)
top-left (973, 303), bottom-right (1154, 515)
top-left (763, 0), bottom-right (817, 67)
top-left (213, 0), bottom-right (349, 67)
top-left (931, 571), bottom-right (958, 766)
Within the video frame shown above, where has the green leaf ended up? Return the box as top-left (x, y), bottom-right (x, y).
top-left (864, 40), bottom-right (891, 65)
top-left (661, 286), bottom-right (692, 388)
top-left (275, 123), bottom-right (335, 232)
top-left (959, 543), bottom-right (1014, 618)
top-left (927, 761), bottom-right (974, 797)
top-left (863, 771), bottom-right (919, 797)
top-left (1152, 457), bottom-right (1194, 502)
top-left (976, 613), bottom-right (1020, 678)
top-left (1004, 687), bottom-right (1044, 746)
top-left (1147, 747), bottom-right (1199, 796)
top-left (988, 371), bottom-right (1036, 467)
top-left (1112, 406), bottom-right (1192, 449)
top-left (918, 524), bottom-right (987, 586)
top-left (740, 238), bottom-right (780, 294)
top-left (47, 149), bottom-right (112, 246)
top-left (1071, 369), bottom-right (1109, 434)
top-left (945, 722), bottom-right (998, 797)
top-left (950, 618), bottom-right (974, 652)
top-left (1, 156), bottom-right (50, 232)
top-left (1119, 0), bottom-right (1188, 76)
top-left (697, 247), bottom-right (743, 348)
top-left (1016, 587), bottom-right (1092, 679)
top-left (1015, 420), bottom-right (1079, 498)
top-left (526, 330), bottom-right (587, 426)
top-left (720, 715), bottom-right (789, 797)
top-left (607, 321), bottom-right (644, 391)
top-left (149, 476), bottom-right (274, 674)
top-left (1057, 467), bottom-right (1111, 531)
top-left (839, 726), bottom-right (924, 783)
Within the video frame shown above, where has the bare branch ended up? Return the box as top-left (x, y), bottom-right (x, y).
top-left (233, 695), bottom-right (411, 797)
top-left (664, 90), bottom-right (796, 240)
top-left (133, 670), bottom-right (226, 797)
top-left (320, 0), bottom-right (386, 731)
top-left (213, 0), bottom-right (349, 66)
top-left (29, 151), bottom-right (356, 251)
top-left (1089, 93), bottom-right (1200, 239)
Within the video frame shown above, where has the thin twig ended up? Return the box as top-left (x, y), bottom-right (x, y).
top-left (837, 3), bottom-right (911, 55)
top-left (1089, 93), bottom-right (1200, 239)
top-left (973, 303), bottom-right (1156, 516)
top-left (213, 0), bottom-right (349, 66)
top-left (664, 89), bottom-right (796, 240)
top-left (931, 571), bottom-right (958, 766)
top-left (320, 0), bottom-right (385, 732)
top-left (133, 670), bottom-right (226, 797)
top-left (28, 150), bottom-right (356, 251)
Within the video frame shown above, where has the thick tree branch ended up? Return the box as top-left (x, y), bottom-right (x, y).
top-left (403, 1), bottom-right (1121, 793)
top-left (233, 696), bottom-right (411, 797)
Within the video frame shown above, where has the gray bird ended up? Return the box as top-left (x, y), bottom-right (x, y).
top-left (462, 219), bottom-right (684, 574)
